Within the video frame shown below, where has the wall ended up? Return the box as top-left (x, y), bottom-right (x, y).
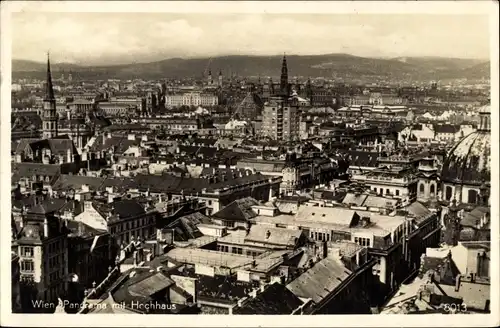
top-left (195, 264), bottom-right (215, 277)
top-left (417, 178), bottom-right (438, 202)
top-left (170, 275), bottom-right (197, 302)
top-left (74, 206), bottom-right (107, 231)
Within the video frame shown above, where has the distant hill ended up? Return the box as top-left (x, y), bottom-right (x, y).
top-left (13, 59), bottom-right (83, 72)
top-left (392, 56), bottom-right (484, 71)
top-left (12, 54), bottom-right (490, 81)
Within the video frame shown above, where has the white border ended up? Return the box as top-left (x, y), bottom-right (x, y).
top-left (1, 1), bottom-right (498, 327)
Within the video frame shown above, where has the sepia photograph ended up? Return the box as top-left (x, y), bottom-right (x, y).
top-left (1, 1), bottom-right (498, 327)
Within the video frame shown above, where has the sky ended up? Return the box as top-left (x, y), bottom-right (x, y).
top-left (11, 12), bottom-right (491, 65)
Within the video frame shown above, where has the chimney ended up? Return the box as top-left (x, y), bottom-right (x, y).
top-left (455, 274), bottom-right (461, 292)
top-left (249, 288), bottom-right (260, 298)
top-left (43, 217), bottom-right (49, 238)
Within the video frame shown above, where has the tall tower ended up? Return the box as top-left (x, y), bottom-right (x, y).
top-left (42, 53), bottom-right (58, 139)
top-left (280, 54), bottom-right (288, 95)
top-left (208, 70), bottom-right (213, 86)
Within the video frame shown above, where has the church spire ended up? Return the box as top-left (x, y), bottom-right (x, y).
top-left (42, 52), bottom-right (58, 139)
top-left (280, 53), bottom-right (288, 94)
top-left (44, 53), bottom-right (55, 101)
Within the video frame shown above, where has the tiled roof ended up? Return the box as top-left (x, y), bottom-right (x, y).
top-left (14, 138), bottom-right (40, 155)
top-left (90, 134), bottom-right (141, 153)
top-left (12, 162), bottom-right (62, 179)
top-left (166, 212), bottom-right (210, 241)
top-left (111, 199), bottom-right (146, 219)
top-left (212, 197), bottom-right (259, 222)
top-left (286, 257), bottom-right (352, 304)
top-left (433, 124), bottom-right (460, 134)
top-left (233, 283), bottom-right (303, 314)
top-left (28, 197), bottom-right (68, 215)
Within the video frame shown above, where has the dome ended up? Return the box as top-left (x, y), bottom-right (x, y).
top-left (477, 104), bottom-right (490, 114)
top-left (440, 130), bottom-right (490, 186)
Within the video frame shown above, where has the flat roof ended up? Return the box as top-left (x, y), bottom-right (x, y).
top-left (253, 208), bottom-right (403, 237)
top-left (166, 248), bottom-right (283, 273)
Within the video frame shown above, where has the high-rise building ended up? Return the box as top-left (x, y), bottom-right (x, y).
top-left (261, 55), bottom-right (300, 141)
top-left (42, 54), bottom-right (58, 139)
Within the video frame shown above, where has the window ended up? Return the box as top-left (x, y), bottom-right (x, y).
top-left (468, 190), bottom-right (478, 204)
top-left (21, 274), bottom-right (34, 282)
top-left (354, 237), bottom-right (371, 247)
top-left (223, 220), bottom-right (235, 228)
top-left (21, 260), bottom-right (34, 272)
top-left (21, 246), bottom-right (34, 257)
top-left (445, 186), bottom-right (453, 200)
top-left (430, 184), bottom-right (435, 195)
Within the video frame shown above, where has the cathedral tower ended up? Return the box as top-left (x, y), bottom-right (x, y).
top-left (42, 54), bottom-right (58, 139)
top-left (208, 70), bottom-right (213, 86)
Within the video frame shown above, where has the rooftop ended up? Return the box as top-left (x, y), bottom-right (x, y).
top-left (286, 256), bottom-right (351, 304)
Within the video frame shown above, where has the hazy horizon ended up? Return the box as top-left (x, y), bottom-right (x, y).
top-left (13, 53), bottom-right (491, 67)
top-left (12, 12), bottom-right (491, 65)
